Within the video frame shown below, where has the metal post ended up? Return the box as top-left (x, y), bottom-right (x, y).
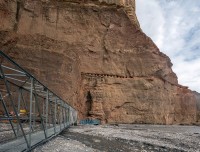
top-left (29, 78), bottom-right (33, 148)
top-left (0, 66), bottom-right (29, 148)
top-left (49, 101), bottom-right (51, 128)
top-left (63, 105), bottom-right (65, 127)
top-left (69, 108), bottom-right (71, 126)
top-left (54, 98), bottom-right (57, 133)
top-left (67, 107), bottom-right (69, 126)
top-left (33, 95), bottom-right (36, 130)
top-left (63, 104), bottom-right (66, 128)
top-left (21, 90), bottom-right (33, 131)
top-left (45, 90), bottom-right (49, 137)
top-left (59, 103), bottom-right (61, 131)
top-left (66, 106), bottom-right (68, 126)
top-left (43, 99), bottom-right (45, 116)
top-left (17, 88), bottom-right (21, 136)
top-left (49, 101), bottom-right (52, 128)
top-left (66, 107), bottom-right (68, 126)
top-left (65, 105), bottom-right (66, 127)
top-left (61, 103), bottom-right (63, 129)
top-left (56, 99), bottom-right (58, 133)
top-left (32, 81), bottom-right (47, 139)
top-left (62, 102), bottom-right (65, 128)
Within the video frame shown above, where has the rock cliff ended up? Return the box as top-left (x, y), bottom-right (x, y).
top-left (0, 0), bottom-right (198, 124)
top-left (194, 91), bottom-right (200, 124)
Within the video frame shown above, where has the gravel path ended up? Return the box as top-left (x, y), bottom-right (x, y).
top-left (34, 124), bottom-right (200, 152)
top-left (34, 136), bottom-right (99, 152)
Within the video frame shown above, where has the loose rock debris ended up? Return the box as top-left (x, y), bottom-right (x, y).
top-left (34, 124), bottom-right (200, 152)
top-left (34, 137), bottom-right (99, 152)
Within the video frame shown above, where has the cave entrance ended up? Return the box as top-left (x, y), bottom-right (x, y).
top-left (86, 91), bottom-right (92, 116)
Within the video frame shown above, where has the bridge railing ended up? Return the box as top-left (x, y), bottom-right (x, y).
top-left (0, 50), bottom-right (77, 152)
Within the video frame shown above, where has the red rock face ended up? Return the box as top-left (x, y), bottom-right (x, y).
top-left (0, 0), bottom-right (198, 124)
top-left (194, 91), bottom-right (200, 124)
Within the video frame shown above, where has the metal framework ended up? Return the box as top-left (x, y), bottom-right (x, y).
top-left (0, 51), bottom-right (77, 152)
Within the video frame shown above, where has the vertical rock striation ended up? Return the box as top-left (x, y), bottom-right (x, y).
top-left (0, 0), bottom-right (198, 124)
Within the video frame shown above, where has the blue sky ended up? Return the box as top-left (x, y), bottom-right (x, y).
top-left (136, 0), bottom-right (200, 92)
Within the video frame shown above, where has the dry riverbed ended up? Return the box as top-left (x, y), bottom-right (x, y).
top-left (34, 124), bottom-right (200, 152)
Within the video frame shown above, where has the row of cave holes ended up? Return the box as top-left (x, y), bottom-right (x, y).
top-left (82, 73), bottom-right (134, 79)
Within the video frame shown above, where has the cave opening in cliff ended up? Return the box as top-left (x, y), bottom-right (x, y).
top-left (86, 91), bottom-right (92, 116)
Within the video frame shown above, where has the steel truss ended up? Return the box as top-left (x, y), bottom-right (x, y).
top-left (0, 51), bottom-right (77, 151)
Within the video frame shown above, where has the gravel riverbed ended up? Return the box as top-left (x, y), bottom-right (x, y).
top-left (34, 124), bottom-right (200, 152)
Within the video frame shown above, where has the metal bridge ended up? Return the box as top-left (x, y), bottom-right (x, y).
top-left (0, 51), bottom-right (77, 152)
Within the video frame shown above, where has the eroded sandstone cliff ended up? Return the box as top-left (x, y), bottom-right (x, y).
top-left (194, 91), bottom-right (200, 124)
top-left (0, 0), bottom-right (198, 124)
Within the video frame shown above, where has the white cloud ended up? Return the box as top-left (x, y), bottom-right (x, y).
top-left (136, 0), bottom-right (200, 92)
top-left (136, 0), bottom-right (165, 48)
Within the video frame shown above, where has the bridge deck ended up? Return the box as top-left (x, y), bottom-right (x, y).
top-left (0, 124), bottom-right (68, 152)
